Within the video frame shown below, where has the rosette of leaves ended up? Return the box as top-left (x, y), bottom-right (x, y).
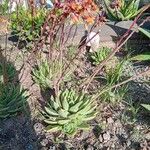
top-left (103, 0), bottom-right (143, 21)
top-left (90, 47), bottom-right (112, 65)
top-left (10, 7), bottom-right (47, 41)
top-left (32, 59), bottom-right (73, 90)
top-left (0, 83), bottom-right (28, 118)
top-left (42, 89), bottom-right (97, 136)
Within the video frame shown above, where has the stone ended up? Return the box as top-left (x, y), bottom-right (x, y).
top-left (103, 132), bottom-right (111, 142)
top-left (86, 31), bottom-right (100, 52)
top-left (107, 117), bottom-right (114, 124)
top-left (40, 139), bottom-right (49, 147)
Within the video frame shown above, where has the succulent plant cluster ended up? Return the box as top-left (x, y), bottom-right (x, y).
top-left (90, 47), bottom-right (112, 65)
top-left (0, 83), bottom-right (28, 118)
top-left (42, 89), bottom-right (97, 136)
top-left (0, 61), bottom-right (28, 119)
top-left (32, 59), bottom-right (73, 90)
top-left (104, 0), bottom-right (143, 21)
top-left (32, 60), bottom-right (56, 89)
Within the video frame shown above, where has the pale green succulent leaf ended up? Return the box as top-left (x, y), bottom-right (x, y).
top-left (57, 119), bottom-right (70, 125)
top-left (141, 104), bottom-right (150, 111)
top-left (45, 107), bottom-right (59, 116)
top-left (45, 125), bottom-right (61, 132)
top-left (78, 122), bottom-right (90, 130)
top-left (44, 119), bottom-right (58, 124)
top-left (69, 101), bottom-right (83, 113)
top-left (62, 97), bottom-right (69, 111)
top-left (58, 109), bottom-right (69, 118)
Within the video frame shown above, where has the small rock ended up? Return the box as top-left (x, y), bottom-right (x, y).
top-left (40, 139), bottom-right (49, 147)
top-left (25, 144), bottom-right (34, 150)
top-left (107, 117), bottom-right (114, 124)
top-left (145, 132), bottom-right (150, 140)
top-left (34, 123), bottom-right (43, 134)
top-left (80, 131), bottom-right (90, 139)
top-left (99, 135), bottom-right (103, 142)
top-left (86, 145), bottom-right (94, 150)
top-left (127, 140), bottom-right (131, 146)
top-left (103, 132), bottom-right (111, 142)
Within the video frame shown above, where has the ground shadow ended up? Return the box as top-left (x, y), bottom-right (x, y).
top-left (0, 46), bottom-right (38, 150)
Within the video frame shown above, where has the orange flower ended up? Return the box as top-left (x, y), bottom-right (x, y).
top-left (83, 16), bottom-right (95, 24)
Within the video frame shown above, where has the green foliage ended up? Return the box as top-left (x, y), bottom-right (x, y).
top-left (0, 0), bottom-right (9, 15)
top-left (103, 0), bottom-right (143, 21)
top-left (130, 53), bottom-right (150, 61)
top-left (10, 7), bottom-right (47, 41)
top-left (32, 59), bottom-right (73, 90)
top-left (100, 60), bottom-right (128, 103)
top-left (0, 83), bottom-right (28, 118)
top-left (138, 27), bottom-right (150, 38)
top-left (130, 27), bottom-right (150, 63)
top-left (105, 61), bottom-right (124, 85)
top-left (90, 47), bottom-right (112, 65)
top-left (32, 59), bottom-right (59, 89)
top-left (141, 104), bottom-right (150, 111)
top-left (42, 89), bottom-right (97, 136)
top-left (101, 84), bottom-right (128, 103)
top-left (0, 62), bottom-right (16, 83)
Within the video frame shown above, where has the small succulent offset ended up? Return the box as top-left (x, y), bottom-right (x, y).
top-left (90, 47), bottom-right (112, 65)
top-left (32, 59), bottom-right (73, 90)
top-left (32, 60), bottom-right (56, 89)
top-left (42, 89), bottom-right (97, 136)
top-left (0, 83), bottom-right (28, 118)
top-left (103, 0), bottom-right (143, 21)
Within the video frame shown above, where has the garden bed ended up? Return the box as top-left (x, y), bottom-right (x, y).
top-left (0, 1), bottom-right (150, 150)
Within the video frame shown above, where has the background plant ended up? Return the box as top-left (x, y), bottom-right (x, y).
top-left (42, 89), bottom-right (97, 136)
top-left (0, 0), bottom-right (9, 15)
top-left (100, 60), bottom-right (128, 103)
top-left (103, 0), bottom-right (144, 21)
top-left (10, 7), bottom-right (47, 41)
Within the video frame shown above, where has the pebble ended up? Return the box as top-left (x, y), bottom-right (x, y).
top-left (40, 139), bottom-right (49, 147)
top-left (107, 117), bottom-right (114, 124)
top-left (80, 131), bottom-right (90, 139)
top-left (34, 123), bottom-right (44, 134)
top-left (103, 132), bottom-right (111, 142)
top-left (86, 145), bottom-right (94, 150)
top-left (99, 135), bottom-right (103, 142)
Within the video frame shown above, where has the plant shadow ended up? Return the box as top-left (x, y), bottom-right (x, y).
top-left (0, 47), bottom-right (39, 150)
